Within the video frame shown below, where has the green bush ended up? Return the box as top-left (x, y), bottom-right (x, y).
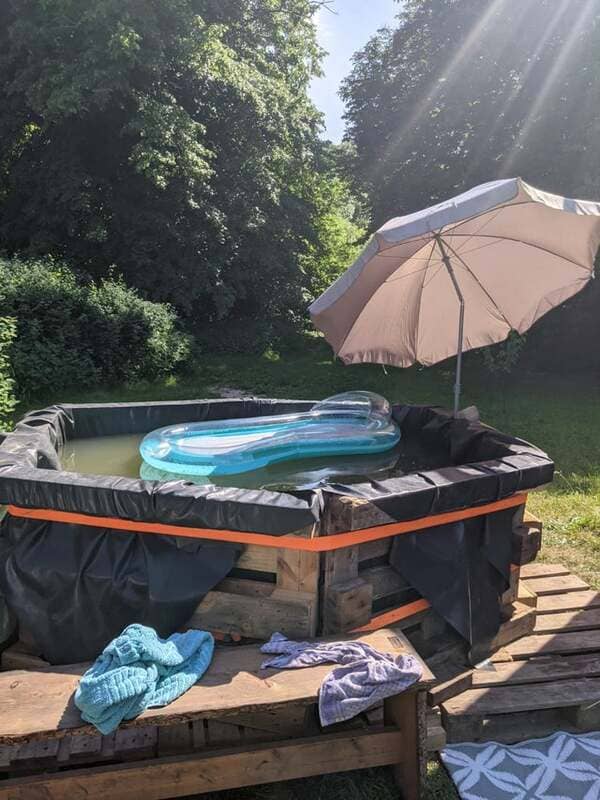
top-left (0, 258), bottom-right (190, 397)
top-left (0, 317), bottom-right (17, 426)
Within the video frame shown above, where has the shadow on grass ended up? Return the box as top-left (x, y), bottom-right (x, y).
top-left (198, 763), bottom-right (458, 800)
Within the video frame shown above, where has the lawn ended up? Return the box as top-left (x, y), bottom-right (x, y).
top-left (23, 334), bottom-right (600, 800)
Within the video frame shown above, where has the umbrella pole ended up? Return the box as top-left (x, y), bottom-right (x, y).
top-left (435, 235), bottom-right (465, 416)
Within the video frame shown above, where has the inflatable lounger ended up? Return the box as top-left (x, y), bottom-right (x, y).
top-left (139, 391), bottom-right (401, 477)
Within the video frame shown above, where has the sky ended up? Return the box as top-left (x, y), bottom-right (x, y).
top-left (310, 0), bottom-right (400, 142)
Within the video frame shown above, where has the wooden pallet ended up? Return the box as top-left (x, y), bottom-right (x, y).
top-left (1, 500), bottom-right (540, 658)
top-left (186, 524), bottom-right (322, 640)
top-left (0, 627), bottom-right (434, 800)
top-left (437, 563), bottom-right (600, 743)
top-left (318, 494), bottom-right (539, 643)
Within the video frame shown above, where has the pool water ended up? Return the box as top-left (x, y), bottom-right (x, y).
top-left (60, 433), bottom-right (401, 489)
top-left (61, 434), bottom-right (144, 478)
top-left (60, 429), bottom-right (452, 490)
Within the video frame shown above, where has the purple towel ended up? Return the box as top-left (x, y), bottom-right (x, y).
top-left (260, 632), bottom-right (422, 726)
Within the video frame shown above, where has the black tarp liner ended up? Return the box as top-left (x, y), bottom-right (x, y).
top-left (0, 399), bottom-right (553, 664)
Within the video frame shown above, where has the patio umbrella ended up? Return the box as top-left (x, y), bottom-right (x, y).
top-left (309, 178), bottom-right (600, 414)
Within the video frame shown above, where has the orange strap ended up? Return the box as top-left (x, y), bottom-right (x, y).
top-left (351, 598), bottom-right (431, 633)
top-left (7, 493), bottom-right (526, 552)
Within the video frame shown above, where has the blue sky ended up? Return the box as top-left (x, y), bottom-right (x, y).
top-left (310, 0), bottom-right (400, 142)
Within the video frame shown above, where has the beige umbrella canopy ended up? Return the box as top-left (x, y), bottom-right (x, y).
top-left (310, 178), bottom-right (600, 413)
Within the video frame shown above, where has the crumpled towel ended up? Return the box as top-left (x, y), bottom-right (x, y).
top-left (75, 624), bottom-right (214, 734)
top-left (261, 632), bottom-right (422, 727)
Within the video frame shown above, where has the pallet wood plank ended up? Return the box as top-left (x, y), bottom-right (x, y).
top-left (12, 739), bottom-right (60, 767)
top-left (517, 581), bottom-right (538, 609)
top-left (1, 645), bottom-right (49, 672)
top-left (114, 727), bottom-right (157, 761)
top-left (0, 729), bottom-right (405, 800)
top-left (471, 654), bottom-right (600, 688)
top-left (384, 692), bottom-right (420, 799)
top-left (157, 723), bottom-right (192, 757)
top-left (536, 590), bottom-right (600, 614)
top-left (205, 720), bottom-right (242, 747)
top-left (360, 565), bottom-right (410, 601)
top-left (534, 608), bottom-right (600, 633)
top-left (230, 526), bottom-right (316, 577)
top-left (522, 574), bottom-right (588, 596)
top-left (0, 746), bottom-right (17, 769)
top-left (444, 707), bottom-right (571, 745)
top-left (523, 510), bottom-right (542, 531)
top-left (426, 708), bottom-right (447, 752)
top-left (322, 544), bottom-right (363, 634)
top-left (323, 577), bottom-right (373, 633)
top-left (501, 565), bottom-right (520, 605)
top-left (218, 707), bottom-right (308, 739)
top-left (0, 627), bottom-right (432, 744)
top-left (503, 629), bottom-right (600, 658)
top-left (276, 548), bottom-right (319, 595)
top-left (428, 670), bottom-right (473, 708)
top-left (489, 602), bottom-right (535, 650)
top-left (189, 586), bottom-right (316, 639)
top-left (235, 545), bottom-right (277, 574)
top-left (511, 522), bottom-right (541, 565)
top-left (358, 538), bottom-right (391, 563)
top-left (520, 563), bottom-right (570, 579)
top-left (442, 676), bottom-right (600, 717)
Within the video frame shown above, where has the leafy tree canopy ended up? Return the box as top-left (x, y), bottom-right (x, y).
top-left (0, 0), bottom-right (336, 327)
top-left (342, 0), bottom-right (600, 227)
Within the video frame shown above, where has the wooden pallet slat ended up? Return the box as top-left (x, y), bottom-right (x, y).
top-left (0, 729), bottom-right (406, 800)
top-left (360, 564), bottom-right (410, 602)
top-left (114, 727), bottom-right (157, 761)
top-left (426, 708), bottom-right (447, 752)
top-left (442, 676), bottom-right (600, 718)
top-left (503, 629), bottom-right (600, 659)
top-left (157, 723), bottom-right (193, 757)
top-left (536, 590), bottom-right (600, 614)
top-left (437, 563), bottom-right (600, 744)
top-left (534, 608), bottom-right (600, 633)
top-left (188, 585), bottom-right (318, 640)
top-left (470, 654), bottom-right (600, 688)
top-left (0, 628), bottom-right (432, 745)
top-left (520, 563), bottom-right (570, 579)
top-left (522, 574), bottom-right (589, 596)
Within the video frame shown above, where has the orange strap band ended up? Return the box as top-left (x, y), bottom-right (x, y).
top-left (351, 598), bottom-right (431, 632)
top-left (6, 493), bottom-right (526, 552)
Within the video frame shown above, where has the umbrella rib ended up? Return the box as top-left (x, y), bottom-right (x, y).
top-left (442, 233), bottom-right (592, 272)
top-left (442, 238), bottom-right (515, 331)
top-left (450, 206), bottom-right (509, 255)
top-left (334, 240), bottom-right (436, 363)
top-left (452, 237), bottom-right (504, 258)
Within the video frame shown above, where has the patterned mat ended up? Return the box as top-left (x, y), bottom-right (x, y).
top-left (441, 731), bottom-right (600, 799)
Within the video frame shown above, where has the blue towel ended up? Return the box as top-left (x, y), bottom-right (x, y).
top-left (261, 632), bottom-right (422, 726)
top-left (75, 624), bottom-right (214, 734)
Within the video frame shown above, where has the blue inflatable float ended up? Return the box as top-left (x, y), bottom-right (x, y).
top-left (139, 391), bottom-right (400, 478)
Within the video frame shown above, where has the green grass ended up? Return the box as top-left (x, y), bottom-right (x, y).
top-left (23, 333), bottom-right (599, 800)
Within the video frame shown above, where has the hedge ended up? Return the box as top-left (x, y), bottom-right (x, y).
top-left (0, 257), bottom-right (190, 397)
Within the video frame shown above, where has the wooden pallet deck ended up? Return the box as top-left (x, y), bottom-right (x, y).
top-left (435, 563), bottom-right (600, 743)
top-left (0, 628), bottom-right (434, 800)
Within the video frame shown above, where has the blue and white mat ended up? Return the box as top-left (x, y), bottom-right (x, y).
top-left (441, 731), bottom-right (600, 799)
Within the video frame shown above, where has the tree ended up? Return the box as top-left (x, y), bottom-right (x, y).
top-left (301, 142), bottom-right (367, 302)
top-left (342, 0), bottom-right (600, 227)
top-left (0, 0), bottom-right (325, 330)
top-left (341, 0), bottom-right (600, 372)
